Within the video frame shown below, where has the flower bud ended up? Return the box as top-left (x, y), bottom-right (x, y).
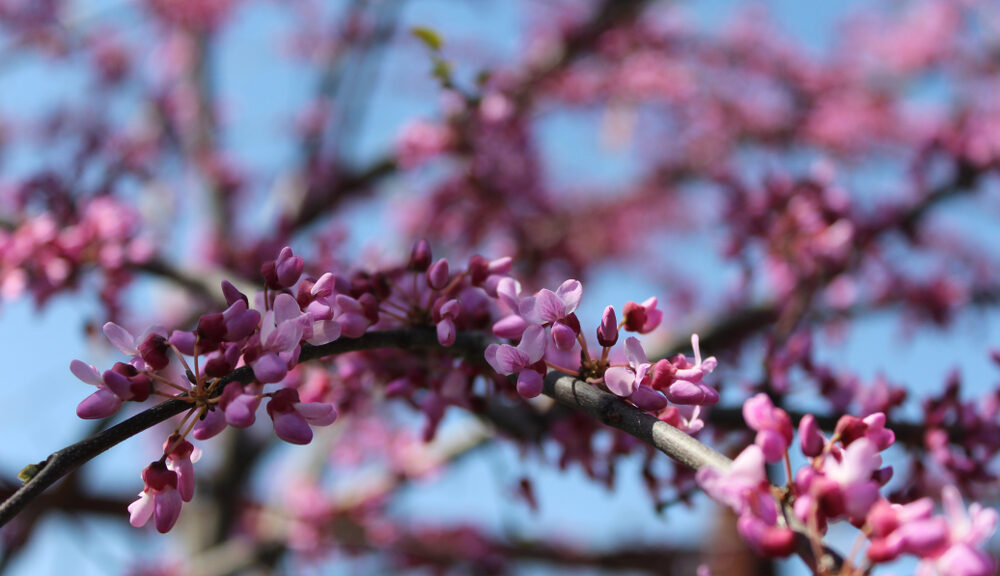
top-left (597, 305), bottom-right (618, 347)
top-left (798, 414), bottom-right (824, 457)
top-left (427, 258), bottom-right (450, 290)
top-left (410, 238), bottom-right (432, 271)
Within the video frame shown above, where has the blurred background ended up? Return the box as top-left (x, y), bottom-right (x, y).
top-left (1, 0), bottom-right (999, 574)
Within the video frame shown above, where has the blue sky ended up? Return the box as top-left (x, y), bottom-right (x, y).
top-left (1, 1), bottom-right (997, 574)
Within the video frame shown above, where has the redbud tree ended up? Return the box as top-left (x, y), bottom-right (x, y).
top-left (0, 1), bottom-right (998, 574)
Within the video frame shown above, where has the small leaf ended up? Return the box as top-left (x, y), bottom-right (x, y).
top-left (431, 59), bottom-right (453, 84)
top-left (18, 461), bottom-right (45, 484)
top-left (411, 26), bottom-right (443, 51)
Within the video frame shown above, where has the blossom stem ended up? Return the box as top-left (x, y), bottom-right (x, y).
top-left (545, 362), bottom-right (579, 377)
top-left (783, 451), bottom-right (793, 488)
top-left (192, 338), bottom-right (201, 394)
top-left (164, 408), bottom-right (198, 454)
top-left (146, 372), bottom-right (189, 393)
top-left (169, 343), bottom-right (195, 384)
top-left (576, 333), bottom-right (591, 362)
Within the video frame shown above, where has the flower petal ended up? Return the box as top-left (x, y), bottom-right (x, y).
top-left (605, 366), bottom-right (637, 397)
top-left (295, 402), bottom-right (338, 426)
top-left (70, 360), bottom-right (104, 387)
top-left (624, 337), bottom-right (648, 367)
top-left (103, 322), bottom-right (137, 355)
top-left (516, 370), bottom-right (543, 398)
top-left (272, 410), bottom-right (313, 445)
top-left (518, 324), bottom-right (547, 364)
top-left (76, 388), bottom-right (123, 419)
top-left (128, 491), bottom-right (154, 528)
top-left (154, 488), bottom-right (182, 533)
top-left (555, 279), bottom-right (582, 314)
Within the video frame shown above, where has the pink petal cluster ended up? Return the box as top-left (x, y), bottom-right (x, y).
top-left (697, 446), bottom-right (796, 557)
top-left (485, 324), bottom-right (547, 398)
top-left (128, 461), bottom-right (183, 533)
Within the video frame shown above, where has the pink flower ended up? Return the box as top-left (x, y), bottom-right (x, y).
top-left (103, 322), bottom-right (169, 371)
top-left (266, 388), bottom-right (338, 445)
top-left (697, 444), bottom-right (769, 514)
top-left (697, 445), bottom-right (796, 557)
top-left (72, 359), bottom-right (154, 419)
top-left (652, 334), bottom-right (719, 406)
top-left (220, 298), bottom-right (261, 342)
top-left (622, 297), bottom-right (663, 333)
top-left (866, 498), bottom-right (947, 563)
top-left (128, 461), bottom-right (183, 533)
top-left (305, 274), bottom-right (372, 344)
top-left (396, 120), bottom-right (452, 169)
top-left (519, 279), bottom-right (582, 325)
top-left (249, 293), bottom-right (306, 383)
top-left (604, 337), bottom-right (651, 397)
top-left (820, 438), bottom-right (883, 519)
top-left (492, 277), bottom-right (528, 339)
top-left (163, 436), bottom-right (201, 502)
top-left (434, 298), bottom-right (460, 347)
top-left (743, 393), bottom-right (793, 463)
top-left (72, 360), bottom-right (124, 419)
top-left (913, 486), bottom-right (999, 576)
top-left (484, 324), bottom-right (547, 398)
top-left (262, 246), bottom-right (304, 289)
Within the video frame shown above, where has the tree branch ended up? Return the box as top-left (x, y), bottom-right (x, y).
top-left (0, 329), bottom-right (842, 572)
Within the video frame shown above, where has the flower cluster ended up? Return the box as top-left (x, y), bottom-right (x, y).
top-left (0, 196), bottom-right (152, 311)
top-left (69, 242), bottom-right (519, 532)
top-left (484, 278), bottom-right (720, 433)
top-left (697, 395), bottom-right (998, 574)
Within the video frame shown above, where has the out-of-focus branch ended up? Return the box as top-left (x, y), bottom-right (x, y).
top-left (511, 0), bottom-right (651, 108)
top-left (133, 257), bottom-right (233, 308)
top-left (285, 155), bottom-right (398, 232)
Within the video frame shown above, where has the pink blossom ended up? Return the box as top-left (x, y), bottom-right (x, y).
top-left (262, 246), bottom-right (304, 289)
top-left (913, 486), bottom-right (998, 576)
top-left (798, 414), bottom-right (825, 457)
top-left (652, 334), bottom-right (719, 406)
top-left (484, 324), bottom-right (547, 398)
top-left (622, 297), bottom-right (663, 333)
top-left (604, 337), bottom-right (650, 397)
top-left (305, 274), bottom-right (372, 344)
top-left (820, 438), bottom-right (883, 519)
top-left (266, 388), bottom-right (339, 445)
top-left (743, 393), bottom-right (793, 463)
top-left (248, 293), bottom-right (306, 383)
top-left (163, 436), bottom-right (201, 502)
top-left (103, 322), bottom-right (169, 371)
top-left (396, 120), bottom-right (453, 169)
top-left (72, 359), bottom-right (124, 419)
top-left (434, 298), bottom-right (460, 347)
top-left (518, 279), bottom-right (582, 325)
top-left (128, 461), bottom-right (183, 533)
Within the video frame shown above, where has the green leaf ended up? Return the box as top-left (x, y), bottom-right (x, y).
top-left (17, 461), bottom-right (45, 484)
top-left (411, 26), bottom-right (444, 51)
top-left (431, 59), bottom-right (453, 84)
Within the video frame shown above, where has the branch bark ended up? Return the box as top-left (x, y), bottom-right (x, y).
top-left (0, 328), bottom-right (842, 573)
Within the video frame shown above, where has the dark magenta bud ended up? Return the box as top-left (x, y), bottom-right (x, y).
top-left (410, 239), bottom-right (432, 271)
top-left (138, 333), bottom-right (170, 371)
